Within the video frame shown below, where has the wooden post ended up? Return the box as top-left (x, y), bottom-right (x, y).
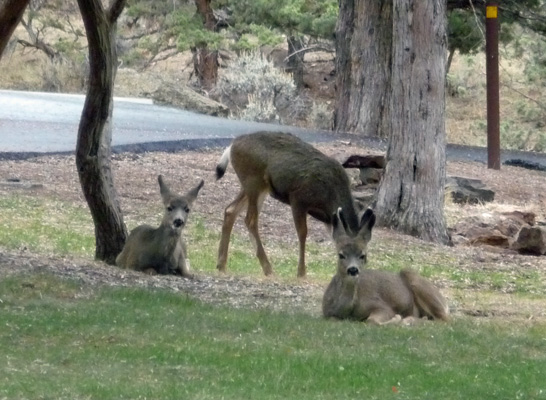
top-left (486, 1), bottom-right (500, 170)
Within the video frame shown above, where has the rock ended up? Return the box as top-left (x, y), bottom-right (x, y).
top-left (342, 154), bottom-right (386, 169)
top-left (151, 85), bottom-right (229, 117)
top-left (115, 69), bottom-right (229, 117)
top-left (359, 168), bottom-right (383, 186)
top-left (512, 226), bottom-right (546, 255)
top-left (342, 155), bottom-right (385, 186)
top-left (446, 176), bottom-right (495, 204)
top-left (449, 210), bottom-right (535, 250)
top-left (501, 211), bottom-right (536, 226)
top-left (352, 188), bottom-right (377, 211)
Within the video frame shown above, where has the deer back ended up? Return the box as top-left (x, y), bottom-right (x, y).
top-left (230, 132), bottom-right (360, 230)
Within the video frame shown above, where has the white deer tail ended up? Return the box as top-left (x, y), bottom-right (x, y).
top-left (215, 145), bottom-right (232, 180)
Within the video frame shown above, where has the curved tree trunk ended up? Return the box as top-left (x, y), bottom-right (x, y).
top-left (76, 0), bottom-right (128, 264)
top-left (375, 0), bottom-right (451, 245)
top-left (0, 0), bottom-right (30, 59)
top-left (334, 0), bottom-right (392, 138)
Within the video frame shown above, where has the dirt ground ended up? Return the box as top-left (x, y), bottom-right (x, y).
top-left (0, 141), bottom-right (545, 321)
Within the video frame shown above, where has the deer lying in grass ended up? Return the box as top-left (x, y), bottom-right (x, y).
top-left (322, 208), bottom-right (449, 324)
top-left (215, 131), bottom-right (361, 278)
top-left (116, 175), bottom-right (204, 277)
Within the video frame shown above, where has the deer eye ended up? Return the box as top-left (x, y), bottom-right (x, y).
top-left (338, 253), bottom-right (346, 260)
top-left (167, 206), bottom-right (173, 212)
top-left (359, 254), bottom-right (367, 262)
top-left (184, 206), bottom-right (190, 213)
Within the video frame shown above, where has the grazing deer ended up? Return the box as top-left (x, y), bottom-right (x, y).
top-left (116, 175), bottom-right (204, 277)
top-left (215, 131), bottom-right (360, 278)
top-left (322, 208), bottom-right (449, 324)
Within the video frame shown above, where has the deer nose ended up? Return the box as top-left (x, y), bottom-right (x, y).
top-left (173, 218), bottom-right (184, 228)
top-left (347, 266), bottom-right (359, 276)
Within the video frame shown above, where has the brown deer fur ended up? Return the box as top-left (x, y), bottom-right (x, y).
top-left (322, 208), bottom-right (449, 324)
top-left (215, 131), bottom-right (360, 277)
top-left (116, 175), bottom-right (204, 277)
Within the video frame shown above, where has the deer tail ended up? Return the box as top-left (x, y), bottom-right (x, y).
top-left (216, 145), bottom-right (232, 180)
top-left (400, 269), bottom-right (450, 321)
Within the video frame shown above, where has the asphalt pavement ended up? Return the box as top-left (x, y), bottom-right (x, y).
top-left (0, 90), bottom-right (545, 171)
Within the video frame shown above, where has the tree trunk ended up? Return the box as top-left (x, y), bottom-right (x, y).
top-left (0, 0), bottom-right (30, 59)
top-left (287, 35), bottom-right (305, 89)
top-left (375, 0), bottom-right (451, 245)
top-left (194, 0), bottom-right (218, 91)
top-left (76, 0), bottom-right (128, 264)
top-left (334, 0), bottom-right (392, 138)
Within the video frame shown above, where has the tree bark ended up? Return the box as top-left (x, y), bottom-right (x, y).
top-left (194, 0), bottom-right (218, 91)
top-left (334, 0), bottom-right (392, 138)
top-left (76, 0), bottom-right (128, 264)
top-left (287, 35), bottom-right (305, 89)
top-left (0, 0), bottom-right (30, 59)
top-left (375, 0), bottom-right (451, 245)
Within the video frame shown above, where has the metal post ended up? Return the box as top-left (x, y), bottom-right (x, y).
top-left (486, 1), bottom-right (500, 170)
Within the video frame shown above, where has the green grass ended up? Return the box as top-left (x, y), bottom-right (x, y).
top-left (1, 193), bottom-right (546, 295)
top-left (0, 194), bottom-right (95, 256)
top-left (1, 273), bottom-right (545, 400)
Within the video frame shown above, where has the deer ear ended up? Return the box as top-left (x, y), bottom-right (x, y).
top-left (358, 209), bottom-right (376, 241)
top-left (332, 207), bottom-right (348, 241)
top-left (186, 179), bottom-right (205, 203)
top-left (158, 175), bottom-right (172, 204)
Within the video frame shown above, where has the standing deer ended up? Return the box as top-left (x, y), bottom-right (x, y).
top-left (116, 175), bottom-right (204, 277)
top-left (215, 131), bottom-right (360, 278)
top-left (323, 208), bottom-right (450, 324)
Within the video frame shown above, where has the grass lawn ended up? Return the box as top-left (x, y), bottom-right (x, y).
top-left (1, 272), bottom-right (545, 400)
top-left (0, 189), bottom-right (545, 399)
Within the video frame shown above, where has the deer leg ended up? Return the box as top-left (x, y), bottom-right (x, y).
top-left (245, 191), bottom-right (272, 276)
top-left (367, 309), bottom-right (400, 325)
top-left (217, 191), bottom-right (248, 272)
top-left (291, 205), bottom-right (308, 278)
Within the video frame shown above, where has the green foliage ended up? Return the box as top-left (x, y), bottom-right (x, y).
top-left (1, 273), bottom-right (545, 399)
top-left (168, 7), bottom-right (224, 51)
top-left (447, 9), bottom-right (483, 55)
top-left (227, 0), bottom-right (337, 39)
top-left (230, 24), bottom-right (284, 51)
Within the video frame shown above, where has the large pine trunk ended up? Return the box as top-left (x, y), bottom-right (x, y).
top-left (375, 0), bottom-right (451, 245)
top-left (76, 0), bottom-right (128, 264)
top-left (334, 0), bottom-right (392, 138)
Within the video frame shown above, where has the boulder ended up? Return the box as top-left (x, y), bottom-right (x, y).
top-left (342, 154), bottom-right (386, 169)
top-left (449, 211), bottom-right (536, 250)
top-left (512, 226), bottom-right (546, 255)
top-left (445, 176), bottom-right (495, 204)
top-left (342, 155), bottom-right (385, 186)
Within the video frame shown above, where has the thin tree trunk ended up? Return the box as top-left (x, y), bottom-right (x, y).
top-left (446, 47), bottom-right (455, 75)
top-left (334, 0), bottom-right (392, 138)
top-left (194, 0), bottom-right (218, 91)
top-left (375, 0), bottom-right (451, 245)
top-left (0, 0), bottom-right (30, 59)
top-left (76, 0), bottom-right (128, 264)
top-left (287, 35), bottom-right (305, 89)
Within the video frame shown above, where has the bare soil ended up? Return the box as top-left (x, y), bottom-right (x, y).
top-left (0, 141), bottom-right (545, 321)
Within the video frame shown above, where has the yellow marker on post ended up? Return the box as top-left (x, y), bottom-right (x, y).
top-left (486, 5), bottom-right (498, 19)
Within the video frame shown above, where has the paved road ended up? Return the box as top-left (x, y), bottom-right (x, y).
top-left (0, 89), bottom-right (545, 170)
top-left (0, 90), bottom-right (345, 154)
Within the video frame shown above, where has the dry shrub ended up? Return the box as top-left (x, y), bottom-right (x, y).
top-left (39, 58), bottom-right (88, 93)
top-left (215, 51), bottom-right (296, 123)
top-left (308, 101), bottom-right (333, 130)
